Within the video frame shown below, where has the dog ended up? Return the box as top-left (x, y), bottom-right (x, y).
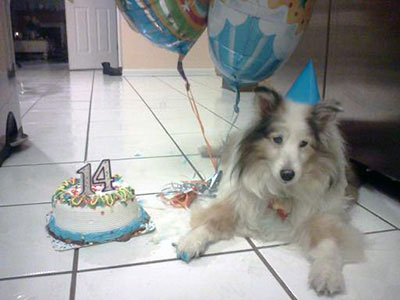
top-left (176, 86), bottom-right (364, 295)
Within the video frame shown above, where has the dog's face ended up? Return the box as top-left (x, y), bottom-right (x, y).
top-left (262, 101), bottom-right (315, 185)
top-left (236, 86), bottom-right (342, 187)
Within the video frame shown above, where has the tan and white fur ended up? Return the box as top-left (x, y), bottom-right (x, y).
top-left (176, 86), bottom-right (364, 295)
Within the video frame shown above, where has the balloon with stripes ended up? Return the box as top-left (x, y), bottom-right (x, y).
top-left (116, 0), bottom-right (209, 55)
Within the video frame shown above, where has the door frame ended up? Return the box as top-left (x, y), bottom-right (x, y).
top-left (116, 6), bottom-right (122, 68)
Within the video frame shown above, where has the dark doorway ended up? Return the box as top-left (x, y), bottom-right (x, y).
top-left (10, 0), bottom-right (68, 64)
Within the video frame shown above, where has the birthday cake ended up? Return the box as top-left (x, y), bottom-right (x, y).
top-left (47, 174), bottom-right (151, 245)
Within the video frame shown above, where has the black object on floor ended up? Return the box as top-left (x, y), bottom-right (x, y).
top-left (101, 62), bottom-right (122, 76)
top-left (340, 120), bottom-right (400, 182)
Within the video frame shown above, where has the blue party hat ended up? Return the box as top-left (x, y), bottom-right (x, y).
top-left (285, 60), bottom-right (321, 105)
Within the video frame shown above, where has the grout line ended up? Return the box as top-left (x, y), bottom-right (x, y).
top-left (201, 248), bottom-right (253, 258)
top-left (255, 242), bottom-right (290, 250)
top-left (83, 71), bottom-right (96, 162)
top-left (156, 77), bottom-right (240, 129)
top-left (123, 76), bottom-right (204, 180)
top-left (0, 271), bottom-right (72, 282)
top-left (246, 238), bottom-right (297, 300)
top-left (69, 249), bottom-right (79, 300)
top-left (364, 228), bottom-right (399, 235)
top-left (356, 202), bottom-right (399, 230)
top-left (78, 257), bottom-right (179, 274)
top-left (77, 248), bottom-right (254, 274)
top-left (322, 0), bottom-right (333, 99)
top-left (21, 94), bottom-right (45, 119)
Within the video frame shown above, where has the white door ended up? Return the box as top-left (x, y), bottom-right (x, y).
top-left (65, 0), bottom-right (118, 70)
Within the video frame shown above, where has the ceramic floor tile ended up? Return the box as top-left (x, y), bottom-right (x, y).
top-left (125, 76), bottom-right (175, 92)
top-left (89, 106), bottom-right (153, 123)
top-left (78, 195), bottom-right (250, 270)
top-left (19, 100), bottom-right (37, 116)
top-left (161, 82), bottom-right (257, 130)
top-left (3, 137), bottom-right (86, 166)
top-left (358, 185), bottom-right (400, 228)
top-left (138, 94), bottom-right (189, 110)
top-left (260, 231), bottom-right (400, 300)
top-left (18, 83), bottom-right (51, 97)
top-left (76, 252), bottom-right (290, 300)
top-left (88, 120), bottom-right (163, 138)
top-left (158, 75), bottom-right (254, 107)
top-left (189, 75), bottom-right (222, 90)
top-left (170, 129), bottom-right (239, 156)
top-left (87, 133), bottom-right (180, 160)
top-left (18, 122), bottom-right (87, 138)
top-left (40, 93), bottom-right (91, 102)
top-left (91, 90), bottom-right (140, 101)
top-left (0, 205), bottom-right (74, 279)
top-left (88, 102), bottom-right (161, 137)
top-left (151, 105), bottom-right (232, 135)
top-left (349, 204), bottom-right (395, 233)
top-left (92, 156), bottom-right (199, 194)
top-left (0, 274), bottom-right (70, 300)
top-left (23, 110), bottom-right (89, 126)
top-left (90, 98), bottom-right (146, 110)
top-left (0, 163), bottom-right (82, 206)
top-left (31, 100), bottom-right (90, 112)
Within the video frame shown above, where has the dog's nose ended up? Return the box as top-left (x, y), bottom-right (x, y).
top-left (280, 169), bottom-right (295, 181)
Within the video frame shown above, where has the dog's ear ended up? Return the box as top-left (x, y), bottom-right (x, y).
top-left (254, 86), bottom-right (282, 117)
top-left (311, 100), bottom-right (343, 128)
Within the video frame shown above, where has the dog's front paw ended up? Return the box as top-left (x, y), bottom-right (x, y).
top-left (309, 260), bottom-right (345, 295)
top-left (175, 230), bottom-right (207, 263)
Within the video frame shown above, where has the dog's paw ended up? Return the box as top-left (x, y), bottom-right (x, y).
top-left (309, 260), bottom-right (345, 295)
top-left (175, 230), bottom-right (207, 263)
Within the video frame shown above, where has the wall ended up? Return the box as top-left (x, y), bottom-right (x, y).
top-left (120, 15), bottom-right (214, 70)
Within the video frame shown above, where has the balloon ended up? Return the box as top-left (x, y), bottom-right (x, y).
top-left (208, 0), bottom-right (316, 88)
top-left (116, 0), bottom-right (209, 55)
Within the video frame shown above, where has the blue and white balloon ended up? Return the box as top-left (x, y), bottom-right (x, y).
top-left (208, 0), bottom-right (314, 88)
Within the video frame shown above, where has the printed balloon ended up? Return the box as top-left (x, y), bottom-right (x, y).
top-left (117, 0), bottom-right (209, 55)
top-left (208, 0), bottom-right (316, 88)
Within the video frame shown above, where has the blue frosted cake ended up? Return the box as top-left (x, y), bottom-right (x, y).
top-left (47, 175), bottom-right (151, 245)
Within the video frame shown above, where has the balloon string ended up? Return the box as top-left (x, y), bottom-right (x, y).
top-left (216, 88), bottom-right (240, 170)
top-left (234, 86), bottom-right (241, 113)
top-left (177, 55), bottom-right (217, 172)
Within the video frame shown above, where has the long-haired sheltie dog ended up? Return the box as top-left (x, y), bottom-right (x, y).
top-left (177, 85), bottom-right (364, 295)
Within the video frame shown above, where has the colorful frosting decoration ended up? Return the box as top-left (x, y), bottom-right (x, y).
top-left (47, 174), bottom-right (155, 250)
top-left (51, 174), bottom-right (134, 209)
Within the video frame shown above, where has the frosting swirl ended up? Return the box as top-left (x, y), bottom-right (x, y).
top-left (51, 174), bottom-right (135, 209)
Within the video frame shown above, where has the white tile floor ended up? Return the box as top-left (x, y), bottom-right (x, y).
top-left (1, 63), bottom-right (399, 300)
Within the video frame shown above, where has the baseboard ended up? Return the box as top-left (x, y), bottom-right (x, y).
top-left (123, 68), bottom-right (215, 77)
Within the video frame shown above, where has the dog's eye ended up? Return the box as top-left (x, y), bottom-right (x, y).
top-left (299, 140), bottom-right (308, 148)
top-left (273, 136), bottom-right (283, 144)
